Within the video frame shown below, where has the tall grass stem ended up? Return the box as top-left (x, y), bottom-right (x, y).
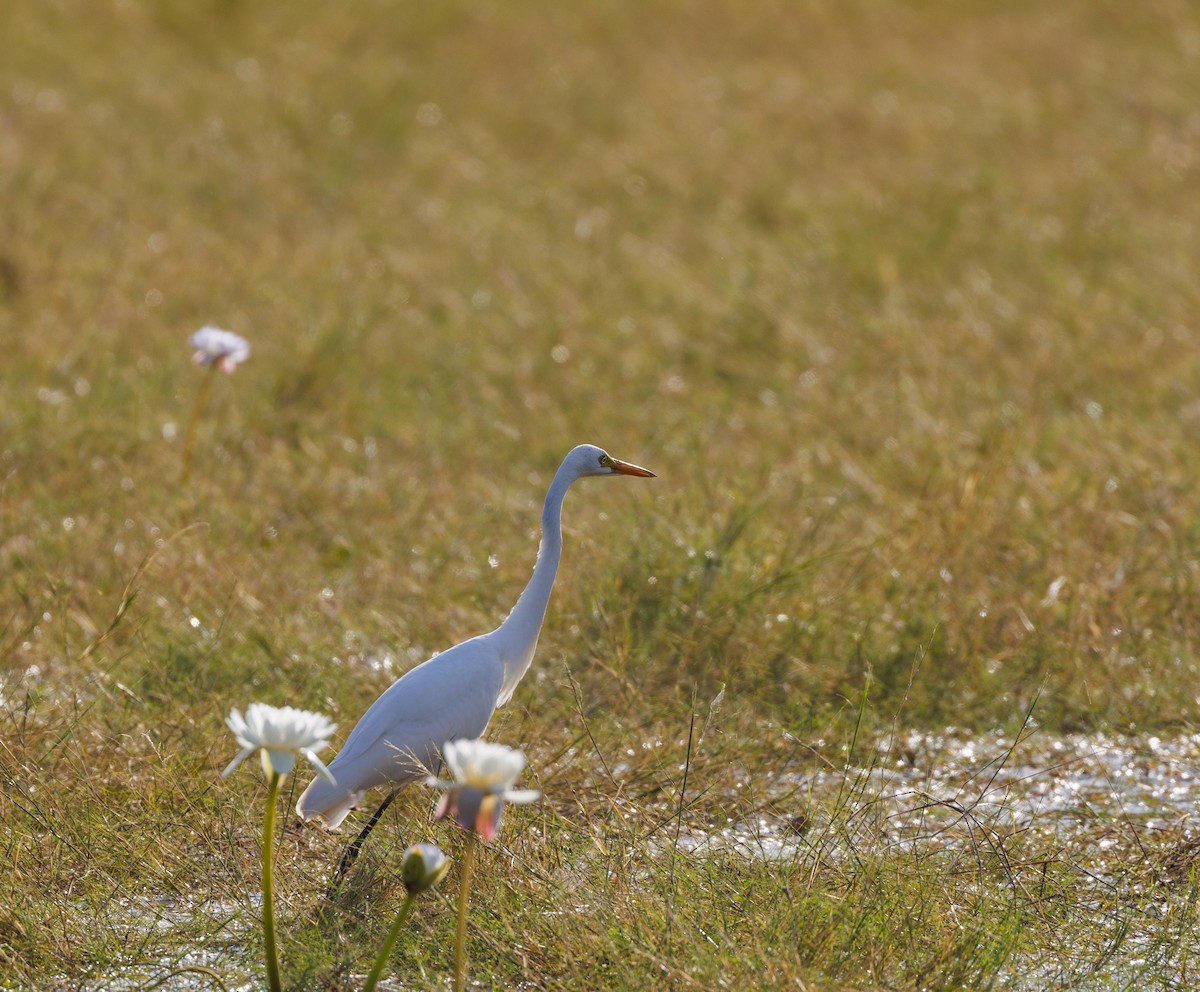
top-left (666, 692), bottom-right (698, 951)
top-left (141, 965), bottom-right (232, 992)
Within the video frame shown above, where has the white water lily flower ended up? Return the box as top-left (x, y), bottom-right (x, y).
top-left (427, 739), bottom-right (539, 841)
top-left (190, 326), bottom-right (251, 373)
top-left (223, 703), bottom-right (337, 782)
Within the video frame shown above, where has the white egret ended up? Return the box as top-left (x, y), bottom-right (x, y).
top-left (296, 444), bottom-right (654, 873)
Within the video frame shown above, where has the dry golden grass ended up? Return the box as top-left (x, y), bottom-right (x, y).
top-left (4, 0), bottom-right (1200, 988)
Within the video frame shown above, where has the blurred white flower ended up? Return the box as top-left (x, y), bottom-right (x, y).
top-left (427, 739), bottom-right (539, 841)
top-left (223, 703), bottom-right (337, 782)
top-left (400, 842), bottom-right (450, 894)
top-left (190, 326), bottom-right (251, 374)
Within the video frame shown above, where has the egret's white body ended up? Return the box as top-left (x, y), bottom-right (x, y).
top-left (296, 444), bottom-right (653, 828)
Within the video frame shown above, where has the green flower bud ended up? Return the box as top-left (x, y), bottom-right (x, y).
top-left (401, 843), bottom-right (450, 894)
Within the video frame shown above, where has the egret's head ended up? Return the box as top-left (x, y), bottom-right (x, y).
top-left (567, 444), bottom-right (656, 480)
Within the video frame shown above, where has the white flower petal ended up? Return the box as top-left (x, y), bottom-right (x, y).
top-left (303, 749), bottom-right (337, 785)
top-left (442, 739), bottom-right (468, 782)
top-left (221, 746), bottom-right (254, 779)
top-left (226, 708), bottom-right (250, 743)
top-left (471, 741), bottom-right (518, 785)
top-left (502, 788), bottom-right (541, 804)
top-left (262, 748), bottom-right (297, 778)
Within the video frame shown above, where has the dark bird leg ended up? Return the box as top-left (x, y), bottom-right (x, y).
top-left (325, 789), bottom-right (398, 899)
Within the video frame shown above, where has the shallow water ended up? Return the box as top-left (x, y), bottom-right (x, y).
top-left (675, 729), bottom-right (1200, 868)
top-left (670, 729), bottom-right (1200, 991)
top-left (81, 730), bottom-right (1200, 991)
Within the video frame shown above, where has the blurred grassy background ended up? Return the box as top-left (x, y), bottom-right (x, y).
top-left (3, 0), bottom-right (1200, 987)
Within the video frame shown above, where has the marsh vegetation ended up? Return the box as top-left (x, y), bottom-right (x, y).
top-left (4, 0), bottom-right (1200, 988)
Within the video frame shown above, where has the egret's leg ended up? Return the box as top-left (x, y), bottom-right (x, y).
top-left (325, 790), bottom-right (398, 897)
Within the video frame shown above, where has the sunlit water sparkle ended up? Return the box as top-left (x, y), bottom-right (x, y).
top-left (72, 730), bottom-right (1200, 991)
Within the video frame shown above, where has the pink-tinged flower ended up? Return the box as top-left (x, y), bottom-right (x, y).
top-left (223, 703), bottom-right (337, 782)
top-left (427, 739), bottom-right (539, 841)
top-left (190, 326), bottom-right (250, 374)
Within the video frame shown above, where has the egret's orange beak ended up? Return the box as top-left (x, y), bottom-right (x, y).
top-left (610, 457), bottom-right (655, 478)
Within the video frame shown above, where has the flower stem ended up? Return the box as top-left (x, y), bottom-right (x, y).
top-left (181, 361), bottom-right (217, 484)
top-left (261, 771), bottom-right (284, 992)
top-left (453, 833), bottom-right (477, 992)
top-left (361, 891), bottom-right (417, 992)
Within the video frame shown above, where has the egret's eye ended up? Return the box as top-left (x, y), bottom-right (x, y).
top-left (598, 454), bottom-right (611, 467)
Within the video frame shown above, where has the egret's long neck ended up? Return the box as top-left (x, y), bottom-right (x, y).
top-left (492, 465), bottom-right (573, 700)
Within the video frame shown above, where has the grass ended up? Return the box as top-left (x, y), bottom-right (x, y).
top-left (4, 0), bottom-right (1200, 987)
